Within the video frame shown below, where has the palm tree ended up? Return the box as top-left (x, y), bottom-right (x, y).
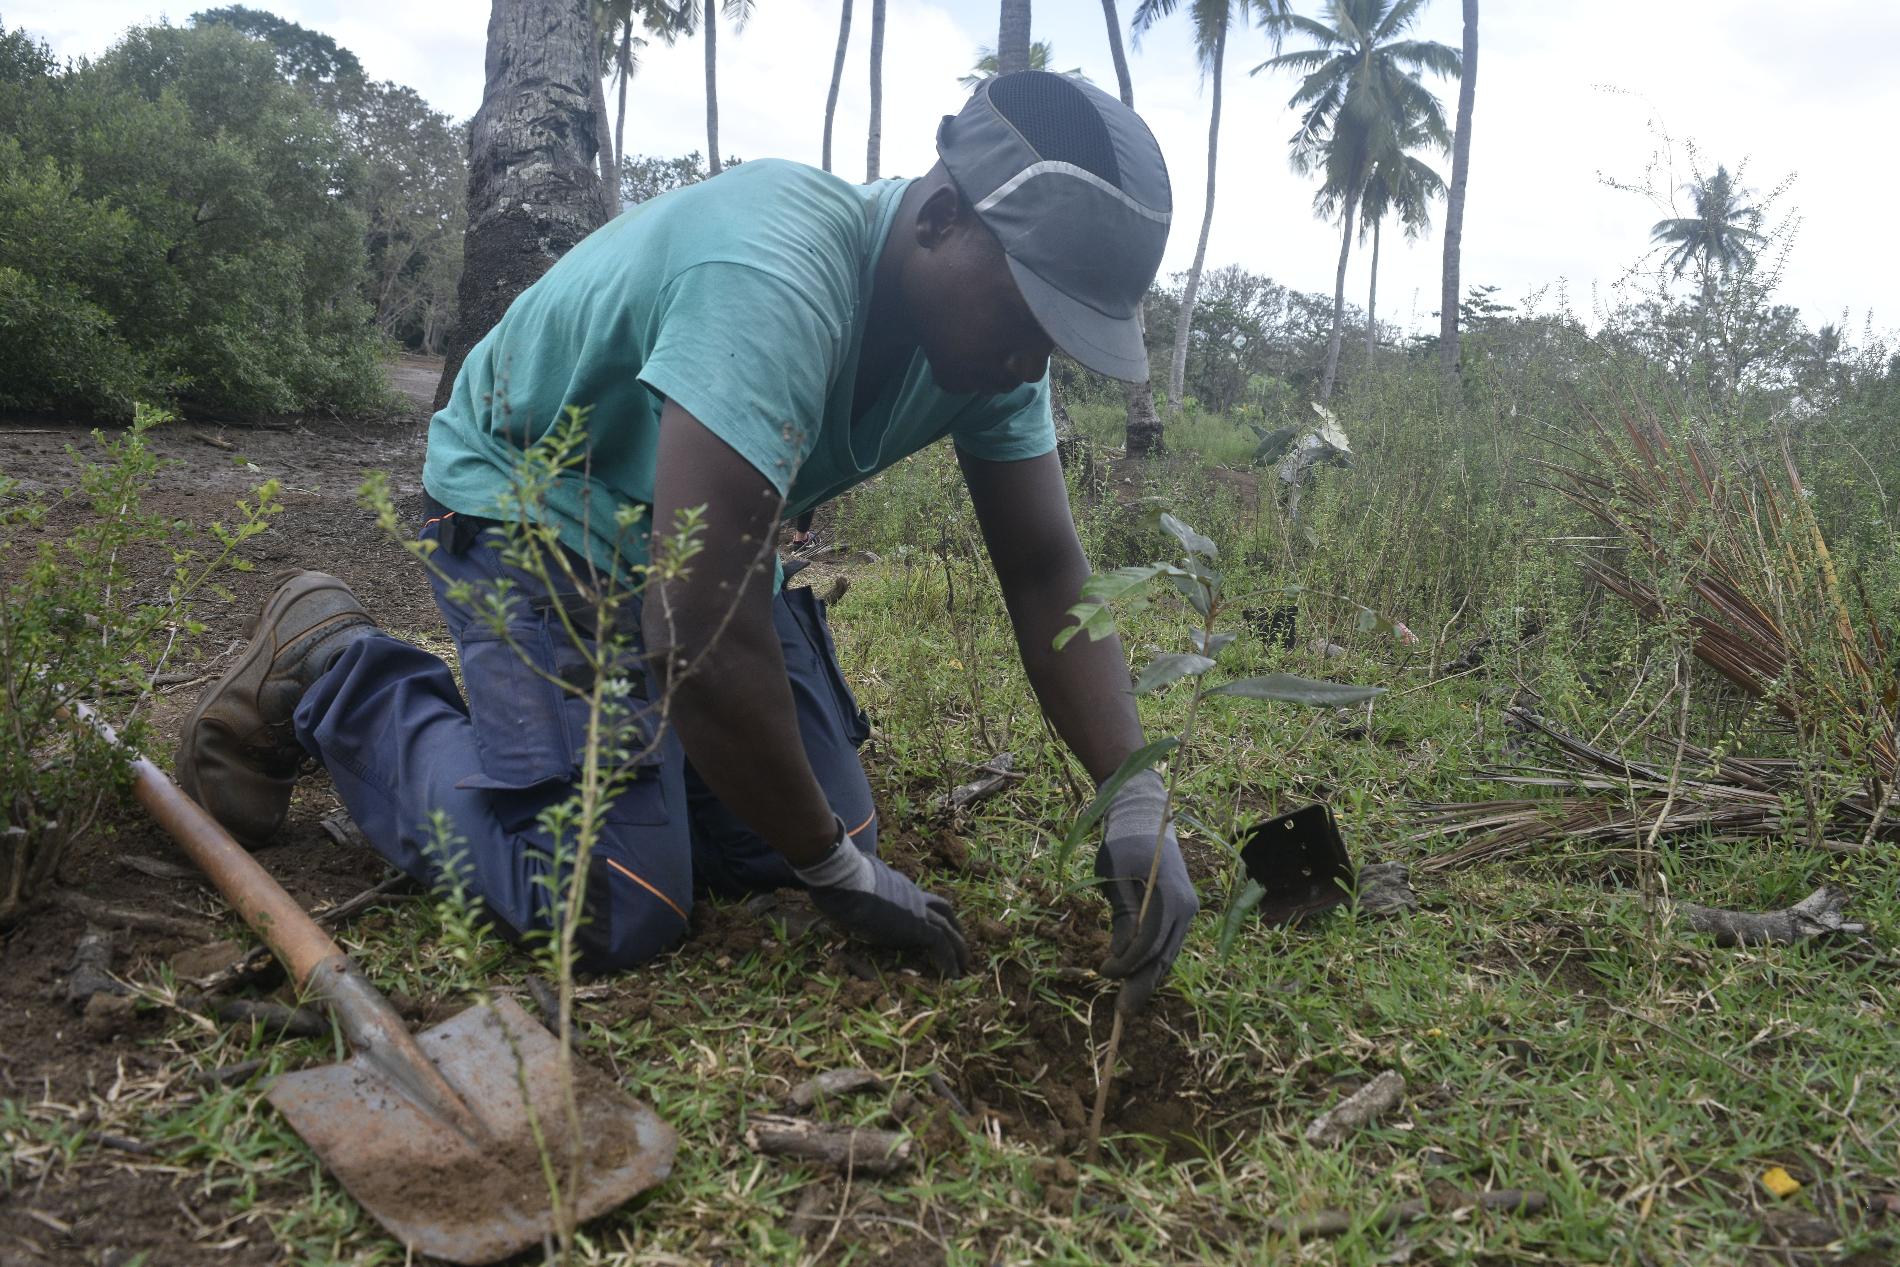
top-left (676, 0), bottom-right (754, 177)
top-left (1357, 116), bottom-right (1445, 357)
top-left (1135, 0), bottom-right (1290, 417)
top-left (959, 40), bottom-right (1083, 89)
top-left (1650, 164), bottom-right (1766, 314)
top-left (1099, 0), bottom-right (1163, 456)
top-left (1256, 0), bottom-right (1458, 400)
top-left (821, 0), bottom-right (852, 172)
top-left (998, 0), bottom-right (1033, 74)
top-left (1438, 0), bottom-right (1476, 384)
top-left (866, 0), bottom-right (885, 179)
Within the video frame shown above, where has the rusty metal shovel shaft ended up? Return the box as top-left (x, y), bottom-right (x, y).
top-left (73, 700), bottom-right (676, 1263)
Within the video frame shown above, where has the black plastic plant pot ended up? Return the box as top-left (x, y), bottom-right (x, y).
top-left (1241, 803), bottom-right (1355, 926)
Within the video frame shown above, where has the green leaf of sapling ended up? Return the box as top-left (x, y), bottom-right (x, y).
top-left (1190, 629), bottom-right (1237, 657)
top-left (1131, 653), bottom-right (1215, 695)
top-left (1154, 511), bottom-right (1218, 561)
top-left (1206, 674), bottom-right (1385, 707)
top-left (1057, 736), bottom-right (1181, 868)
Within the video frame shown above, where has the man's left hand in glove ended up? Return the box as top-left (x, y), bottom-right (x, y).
top-left (1095, 768), bottom-right (1199, 1014)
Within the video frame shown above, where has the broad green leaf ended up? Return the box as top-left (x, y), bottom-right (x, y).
top-left (1355, 605), bottom-right (1397, 638)
top-left (1056, 736), bottom-right (1180, 870)
top-left (1206, 674), bottom-right (1385, 707)
top-left (1218, 879), bottom-right (1269, 955)
top-left (1166, 570), bottom-right (1212, 617)
top-left (1190, 629), bottom-right (1237, 656)
top-left (1053, 600), bottom-right (1118, 650)
top-left (1131, 653), bottom-right (1215, 696)
top-left (1154, 510), bottom-right (1218, 560)
top-left (1079, 563), bottom-right (1172, 603)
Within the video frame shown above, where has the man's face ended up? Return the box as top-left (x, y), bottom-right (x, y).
top-left (903, 196), bottom-right (1056, 396)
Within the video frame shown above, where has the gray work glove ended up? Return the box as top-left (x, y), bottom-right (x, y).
top-left (1095, 769), bottom-right (1199, 1014)
top-left (796, 818), bottom-right (971, 978)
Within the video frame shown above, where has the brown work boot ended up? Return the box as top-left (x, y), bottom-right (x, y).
top-left (175, 570), bottom-right (378, 847)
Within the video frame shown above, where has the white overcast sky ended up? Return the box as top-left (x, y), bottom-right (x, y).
top-left (11, 0), bottom-right (1897, 338)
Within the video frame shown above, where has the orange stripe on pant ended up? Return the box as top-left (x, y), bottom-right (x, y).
top-left (604, 857), bottom-right (687, 924)
top-left (847, 810), bottom-right (876, 839)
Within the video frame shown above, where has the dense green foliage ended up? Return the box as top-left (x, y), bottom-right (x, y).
top-left (0, 22), bottom-right (391, 417)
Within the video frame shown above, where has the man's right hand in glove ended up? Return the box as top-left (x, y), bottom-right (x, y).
top-left (796, 817), bottom-right (971, 978)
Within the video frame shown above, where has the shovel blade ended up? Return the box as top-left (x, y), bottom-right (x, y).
top-left (268, 995), bottom-right (675, 1265)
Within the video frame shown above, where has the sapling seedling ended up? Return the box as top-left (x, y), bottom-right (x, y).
top-left (1055, 511), bottom-right (1384, 1163)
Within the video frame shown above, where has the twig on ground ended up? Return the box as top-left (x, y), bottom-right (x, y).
top-left (116, 854), bottom-right (205, 884)
top-left (192, 1057), bottom-right (267, 1087)
top-left (925, 1070), bottom-right (972, 1120)
top-left (1305, 1070), bottom-right (1406, 1146)
top-left (788, 1069), bottom-right (886, 1111)
top-left (211, 998), bottom-right (327, 1039)
top-left (50, 888), bottom-right (213, 938)
top-left (1673, 885), bottom-right (1863, 946)
top-left (744, 1114), bottom-right (912, 1175)
top-left (1268, 1188), bottom-right (1548, 1239)
top-left (943, 753), bottom-right (1022, 814)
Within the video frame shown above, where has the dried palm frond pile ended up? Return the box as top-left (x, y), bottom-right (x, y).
top-left (1411, 402), bottom-right (1897, 871)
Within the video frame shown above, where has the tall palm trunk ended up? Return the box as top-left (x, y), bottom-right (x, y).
top-left (614, 21), bottom-right (632, 178)
top-left (998, 0), bottom-right (1032, 75)
top-left (821, 0), bottom-right (853, 172)
top-left (704, 1), bottom-right (721, 174)
top-left (434, 0), bottom-right (605, 410)
top-left (590, 69), bottom-right (618, 220)
top-left (1165, 19), bottom-right (1224, 415)
top-left (1320, 168), bottom-right (1364, 401)
top-left (1363, 214), bottom-right (1380, 358)
top-left (1438, 0), bottom-right (1476, 385)
top-left (866, 0), bottom-right (885, 180)
top-left (1101, 0), bottom-right (1160, 455)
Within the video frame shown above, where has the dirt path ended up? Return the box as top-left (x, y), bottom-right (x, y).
top-left (0, 362), bottom-right (443, 1266)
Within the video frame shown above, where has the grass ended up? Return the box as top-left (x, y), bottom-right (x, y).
top-left (7, 379), bottom-right (1896, 1264)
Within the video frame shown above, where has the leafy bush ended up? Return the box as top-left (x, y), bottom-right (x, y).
top-left (0, 408), bottom-right (278, 924)
top-left (0, 21), bottom-right (390, 418)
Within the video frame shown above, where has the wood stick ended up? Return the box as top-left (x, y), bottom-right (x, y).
top-left (1673, 884), bottom-right (1862, 946)
top-left (744, 1114), bottom-right (911, 1175)
top-left (1268, 1188), bottom-right (1548, 1239)
top-left (50, 889), bottom-right (213, 939)
top-left (212, 998), bottom-right (327, 1039)
top-left (788, 1069), bottom-right (885, 1110)
top-left (1305, 1070), bottom-right (1405, 1146)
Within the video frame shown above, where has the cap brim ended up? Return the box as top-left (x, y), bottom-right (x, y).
top-left (1005, 256), bottom-right (1151, 384)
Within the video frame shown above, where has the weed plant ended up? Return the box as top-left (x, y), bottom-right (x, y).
top-left (0, 406), bottom-right (278, 924)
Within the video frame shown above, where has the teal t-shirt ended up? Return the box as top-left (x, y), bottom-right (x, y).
top-left (423, 159), bottom-right (1055, 572)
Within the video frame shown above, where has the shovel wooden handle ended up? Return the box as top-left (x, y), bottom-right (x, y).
top-left (74, 700), bottom-right (345, 982)
top-left (71, 700), bottom-right (486, 1140)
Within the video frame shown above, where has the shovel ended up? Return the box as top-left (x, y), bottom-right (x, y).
top-left (75, 701), bottom-right (677, 1264)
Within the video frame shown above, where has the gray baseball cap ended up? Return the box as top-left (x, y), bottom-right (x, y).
top-left (936, 71), bottom-right (1173, 383)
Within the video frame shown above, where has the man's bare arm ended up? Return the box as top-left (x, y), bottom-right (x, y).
top-left (957, 449), bottom-right (1144, 781)
top-left (644, 399), bottom-right (834, 866)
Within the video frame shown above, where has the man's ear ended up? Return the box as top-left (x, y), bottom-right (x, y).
top-left (912, 183), bottom-right (966, 249)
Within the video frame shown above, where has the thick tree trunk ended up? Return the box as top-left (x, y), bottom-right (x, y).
top-left (590, 70), bottom-right (618, 221)
top-left (1098, 0), bottom-right (1160, 456)
top-left (998, 0), bottom-right (1032, 75)
top-left (866, 0), bottom-right (885, 180)
top-left (821, 0), bottom-right (853, 172)
top-left (1165, 20), bottom-right (1224, 415)
top-left (434, 0), bottom-right (607, 411)
top-left (1438, 0), bottom-right (1476, 386)
top-left (1364, 215), bottom-right (1380, 359)
top-left (705, 1), bottom-right (721, 175)
top-left (1319, 170), bottom-right (1363, 402)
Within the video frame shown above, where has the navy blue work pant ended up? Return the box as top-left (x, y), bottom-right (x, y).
top-left (291, 501), bottom-right (877, 970)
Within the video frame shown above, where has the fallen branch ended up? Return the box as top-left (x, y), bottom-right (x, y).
top-left (745, 1114), bottom-right (911, 1176)
top-left (1305, 1070), bottom-right (1405, 1146)
top-left (1674, 885), bottom-right (1863, 946)
top-left (1269, 1188), bottom-right (1548, 1239)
